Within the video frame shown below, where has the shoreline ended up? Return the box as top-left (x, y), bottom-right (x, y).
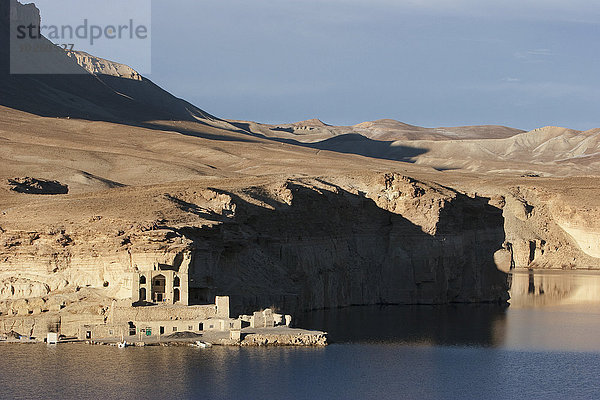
top-left (510, 268), bottom-right (600, 275)
top-left (0, 326), bottom-right (328, 347)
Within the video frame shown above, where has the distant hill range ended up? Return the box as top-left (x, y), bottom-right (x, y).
top-left (231, 117), bottom-right (600, 176)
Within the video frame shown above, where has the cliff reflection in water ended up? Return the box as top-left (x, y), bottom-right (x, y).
top-left (509, 270), bottom-right (600, 307)
top-left (296, 271), bottom-right (600, 352)
top-left (296, 304), bottom-right (508, 347)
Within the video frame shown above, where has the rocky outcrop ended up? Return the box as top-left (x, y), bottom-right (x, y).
top-left (500, 185), bottom-right (600, 270)
top-left (66, 52), bottom-right (142, 81)
top-left (7, 177), bottom-right (69, 195)
top-left (240, 330), bottom-right (327, 346)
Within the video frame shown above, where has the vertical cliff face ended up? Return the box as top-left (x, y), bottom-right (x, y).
top-left (182, 175), bottom-right (509, 314)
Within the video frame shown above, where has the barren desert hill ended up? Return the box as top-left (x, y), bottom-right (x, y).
top-left (386, 126), bottom-right (600, 175)
top-left (353, 120), bottom-right (525, 141)
top-left (231, 118), bottom-right (524, 143)
top-left (0, 104), bottom-right (440, 197)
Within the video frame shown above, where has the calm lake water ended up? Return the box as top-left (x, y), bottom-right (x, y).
top-left (3, 271), bottom-right (600, 400)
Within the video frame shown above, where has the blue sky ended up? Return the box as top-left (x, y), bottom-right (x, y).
top-left (151, 1), bottom-right (599, 129)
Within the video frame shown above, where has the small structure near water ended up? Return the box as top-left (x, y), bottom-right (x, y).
top-left (78, 295), bottom-right (235, 341)
top-left (76, 296), bottom-right (325, 347)
top-left (0, 260), bottom-right (325, 347)
top-left (72, 263), bottom-right (321, 346)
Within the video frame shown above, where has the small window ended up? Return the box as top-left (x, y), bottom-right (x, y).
top-left (173, 327), bottom-right (177, 332)
top-left (188, 326), bottom-right (193, 331)
top-left (109, 330), bottom-right (113, 335)
top-left (209, 324), bottom-right (214, 329)
top-left (128, 322), bottom-right (137, 336)
top-left (139, 275), bottom-right (146, 284)
top-left (85, 331), bottom-right (92, 339)
top-left (160, 326), bottom-right (165, 335)
top-left (230, 323), bottom-right (234, 328)
top-left (174, 276), bottom-right (180, 287)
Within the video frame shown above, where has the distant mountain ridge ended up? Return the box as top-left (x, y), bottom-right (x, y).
top-left (228, 118), bottom-right (599, 175)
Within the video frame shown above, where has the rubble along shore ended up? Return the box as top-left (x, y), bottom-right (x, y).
top-left (66, 327), bottom-right (328, 347)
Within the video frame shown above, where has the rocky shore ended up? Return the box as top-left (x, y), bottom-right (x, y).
top-left (81, 327), bottom-right (328, 347)
top-left (239, 328), bottom-right (327, 346)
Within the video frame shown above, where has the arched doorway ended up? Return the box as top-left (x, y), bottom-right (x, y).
top-left (139, 287), bottom-right (146, 301)
top-left (152, 274), bottom-right (166, 302)
top-left (174, 288), bottom-right (180, 303)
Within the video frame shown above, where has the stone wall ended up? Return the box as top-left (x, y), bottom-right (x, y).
top-left (109, 304), bottom-right (217, 324)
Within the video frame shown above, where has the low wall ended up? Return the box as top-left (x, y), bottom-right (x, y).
top-left (110, 304), bottom-right (217, 324)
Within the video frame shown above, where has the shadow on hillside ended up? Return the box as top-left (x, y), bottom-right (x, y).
top-left (166, 180), bottom-right (508, 318)
top-left (163, 194), bottom-right (227, 223)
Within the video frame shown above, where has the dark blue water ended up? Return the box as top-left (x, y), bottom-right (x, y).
top-left (2, 301), bottom-right (600, 400)
top-left (1, 341), bottom-right (599, 400)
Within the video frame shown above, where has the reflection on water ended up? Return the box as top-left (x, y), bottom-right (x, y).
top-left (504, 269), bottom-right (600, 352)
top-left (293, 270), bottom-right (600, 353)
top-left (509, 269), bottom-right (600, 307)
top-left (0, 344), bottom-right (329, 400)
top-left (297, 304), bottom-right (508, 347)
top-left (4, 341), bottom-right (600, 400)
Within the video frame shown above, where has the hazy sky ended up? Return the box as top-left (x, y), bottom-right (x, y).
top-left (146, 1), bottom-right (600, 130)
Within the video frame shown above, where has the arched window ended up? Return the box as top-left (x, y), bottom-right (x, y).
top-left (139, 287), bottom-right (146, 301)
top-left (174, 288), bottom-right (180, 302)
top-left (139, 275), bottom-right (146, 285)
top-left (174, 276), bottom-right (180, 287)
